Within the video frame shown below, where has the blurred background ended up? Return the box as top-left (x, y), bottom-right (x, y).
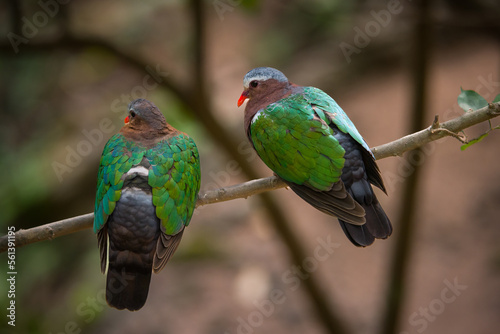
top-left (0, 0), bottom-right (499, 333)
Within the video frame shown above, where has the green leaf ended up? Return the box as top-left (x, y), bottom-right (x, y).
top-left (460, 133), bottom-right (489, 151)
top-left (493, 94), bottom-right (500, 103)
top-left (457, 88), bottom-right (488, 112)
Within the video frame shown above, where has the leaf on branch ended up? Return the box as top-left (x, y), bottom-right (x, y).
top-left (460, 132), bottom-right (489, 151)
top-left (456, 91), bottom-right (500, 150)
top-left (457, 88), bottom-right (488, 112)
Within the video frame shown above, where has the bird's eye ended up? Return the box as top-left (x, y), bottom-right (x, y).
top-left (250, 80), bottom-right (258, 88)
top-left (130, 111), bottom-right (136, 118)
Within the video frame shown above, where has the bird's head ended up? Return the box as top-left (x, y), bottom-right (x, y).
top-left (237, 67), bottom-right (289, 107)
top-left (124, 99), bottom-right (167, 131)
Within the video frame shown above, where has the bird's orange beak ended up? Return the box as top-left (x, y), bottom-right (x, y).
top-left (124, 116), bottom-right (130, 124)
top-left (237, 90), bottom-right (249, 107)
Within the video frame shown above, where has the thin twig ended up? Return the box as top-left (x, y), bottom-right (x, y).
top-left (430, 127), bottom-right (467, 143)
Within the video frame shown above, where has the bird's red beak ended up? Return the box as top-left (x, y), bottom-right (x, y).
top-left (124, 116), bottom-right (130, 124)
top-left (237, 90), bottom-right (249, 107)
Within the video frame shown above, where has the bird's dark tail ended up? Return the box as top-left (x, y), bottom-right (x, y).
top-left (102, 229), bottom-right (185, 311)
top-left (105, 250), bottom-right (153, 311)
top-left (339, 178), bottom-right (392, 247)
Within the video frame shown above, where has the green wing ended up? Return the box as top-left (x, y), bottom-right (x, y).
top-left (250, 93), bottom-right (346, 191)
top-left (93, 134), bottom-right (145, 233)
top-left (148, 133), bottom-right (201, 236)
top-left (302, 86), bottom-right (373, 155)
top-left (95, 132), bottom-right (200, 236)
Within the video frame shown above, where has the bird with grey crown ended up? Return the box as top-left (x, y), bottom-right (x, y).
top-left (93, 99), bottom-right (200, 311)
top-left (237, 67), bottom-right (392, 246)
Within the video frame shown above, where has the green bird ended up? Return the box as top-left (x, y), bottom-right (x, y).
top-left (93, 99), bottom-right (200, 310)
top-left (237, 67), bottom-right (392, 246)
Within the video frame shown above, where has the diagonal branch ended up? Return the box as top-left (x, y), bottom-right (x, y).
top-left (0, 35), bottom-right (191, 103)
top-left (1, 101), bottom-right (498, 253)
top-left (370, 102), bottom-right (500, 159)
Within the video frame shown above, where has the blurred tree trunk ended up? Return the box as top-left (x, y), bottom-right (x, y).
top-left (379, 1), bottom-right (432, 333)
top-left (186, 1), bottom-right (352, 333)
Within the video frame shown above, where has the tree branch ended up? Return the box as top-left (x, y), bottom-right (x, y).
top-left (1, 102), bottom-right (498, 253)
top-left (196, 175), bottom-right (286, 206)
top-left (371, 102), bottom-right (500, 159)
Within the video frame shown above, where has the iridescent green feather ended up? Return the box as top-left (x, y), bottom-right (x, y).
top-left (148, 134), bottom-right (200, 235)
top-left (94, 132), bottom-right (200, 237)
top-left (94, 130), bottom-right (200, 235)
top-left (250, 87), bottom-right (371, 191)
top-left (93, 134), bottom-right (145, 233)
top-left (302, 86), bottom-right (373, 155)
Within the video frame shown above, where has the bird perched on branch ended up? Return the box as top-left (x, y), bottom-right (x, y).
top-left (93, 99), bottom-right (200, 310)
top-left (237, 67), bottom-right (392, 246)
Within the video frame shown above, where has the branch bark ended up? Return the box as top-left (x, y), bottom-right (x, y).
top-left (0, 102), bottom-right (498, 253)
